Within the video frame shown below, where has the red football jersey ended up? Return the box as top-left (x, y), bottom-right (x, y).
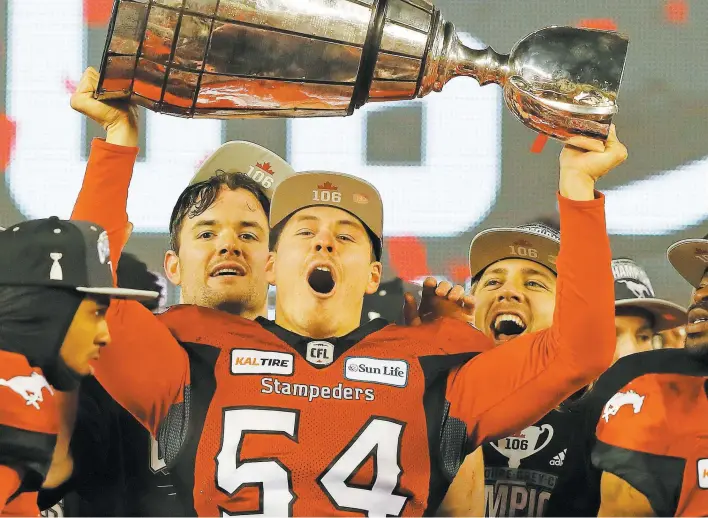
top-left (594, 371), bottom-right (708, 516)
top-left (95, 288), bottom-right (610, 516)
top-left (76, 136), bottom-right (615, 515)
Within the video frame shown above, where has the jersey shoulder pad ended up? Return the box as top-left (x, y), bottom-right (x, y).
top-left (595, 373), bottom-right (666, 454)
top-left (0, 351), bottom-right (58, 491)
top-left (159, 305), bottom-right (264, 345)
top-left (0, 351), bottom-right (58, 434)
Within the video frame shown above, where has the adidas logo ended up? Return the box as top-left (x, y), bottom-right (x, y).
top-left (549, 449), bottom-right (566, 466)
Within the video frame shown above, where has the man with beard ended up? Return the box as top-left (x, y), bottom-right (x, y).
top-left (77, 122), bottom-right (626, 515)
top-left (439, 247), bottom-right (684, 516)
top-left (545, 232), bottom-right (708, 517)
top-left (35, 68), bottom-right (295, 515)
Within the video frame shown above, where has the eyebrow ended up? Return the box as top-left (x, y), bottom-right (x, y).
top-left (483, 266), bottom-right (555, 283)
top-left (190, 219), bottom-right (265, 233)
top-left (521, 267), bottom-right (555, 283)
top-left (293, 215), bottom-right (364, 231)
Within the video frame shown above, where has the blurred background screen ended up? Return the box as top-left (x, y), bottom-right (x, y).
top-left (1, 0), bottom-right (706, 305)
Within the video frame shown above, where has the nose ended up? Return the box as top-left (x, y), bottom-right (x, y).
top-left (496, 283), bottom-right (525, 304)
top-left (96, 318), bottom-right (111, 348)
top-left (313, 230), bottom-right (335, 255)
top-left (217, 232), bottom-right (243, 257)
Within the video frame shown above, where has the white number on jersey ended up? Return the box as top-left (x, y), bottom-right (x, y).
top-left (319, 417), bottom-right (407, 516)
top-left (216, 408), bottom-right (408, 517)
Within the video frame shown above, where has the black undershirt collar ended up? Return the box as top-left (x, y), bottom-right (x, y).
top-left (255, 317), bottom-right (390, 368)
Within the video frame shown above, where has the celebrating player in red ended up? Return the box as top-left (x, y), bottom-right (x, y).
top-left (66, 116), bottom-right (628, 515)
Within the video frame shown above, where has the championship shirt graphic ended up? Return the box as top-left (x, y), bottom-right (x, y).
top-left (484, 411), bottom-right (580, 517)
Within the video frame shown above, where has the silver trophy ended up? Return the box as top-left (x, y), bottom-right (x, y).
top-left (96, 0), bottom-right (628, 142)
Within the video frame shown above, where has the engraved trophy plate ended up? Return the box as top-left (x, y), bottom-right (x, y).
top-left (96, 0), bottom-right (628, 141)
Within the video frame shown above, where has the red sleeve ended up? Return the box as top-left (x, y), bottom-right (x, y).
top-left (0, 466), bottom-right (21, 513)
top-left (94, 301), bottom-right (190, 438)
top-left (447, 192), bottom-right (615, 446)
top-left (70, 139), bottom-right (188, 437)
top-left (70, 138), bottom-right (138, 282)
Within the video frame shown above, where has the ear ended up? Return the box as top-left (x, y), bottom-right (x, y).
top-left (365, 261), bottom-right (383, 295)
top-left (265, 251), bottom-right (277, 286)
top-left (164, 250), bottom-right (181, 286)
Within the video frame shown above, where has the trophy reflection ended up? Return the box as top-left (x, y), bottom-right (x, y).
top-left (96, 0), bottom-right (628, 142)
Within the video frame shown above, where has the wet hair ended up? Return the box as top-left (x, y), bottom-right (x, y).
top-left (269, 214), bottom-right (381, 262)
top-left (116, 253), bottom-right (164, 311)
top-left (169, 172), bottom-right (270, 252)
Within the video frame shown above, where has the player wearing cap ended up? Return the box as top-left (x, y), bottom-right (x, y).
top-left (441, 249), bottom-right (686, 517)
top-left (440, 221), bottom-right (572, 517)
top-left (37, 68), bottom-right (295, 515)
top-left (0, 218), bottom-right (157, 512)
top-left (74, 124), bottom-right (625, 515)
top-left (34, 254), bottom-right (175, 517)
top-left (611, 257), bottom-right (687, 361)
top-left (545, 233), bottom-right (708, 517)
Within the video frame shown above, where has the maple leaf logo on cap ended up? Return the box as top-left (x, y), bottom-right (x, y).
top-left (256, 162), bottom-right (274, 175)
top-left (318, 182), bottom-right (338, 191)
top-left (514, 239), bottom-right (532, 248)
top-left (696, 248), bottom-right (708, 255)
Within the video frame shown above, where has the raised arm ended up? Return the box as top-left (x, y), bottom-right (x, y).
top-left (66, 68), bottom-right (190, 435)
top-left (70, 67), bottom-right (139, 270)
top-left (447, 127), bottom-right (627, 446)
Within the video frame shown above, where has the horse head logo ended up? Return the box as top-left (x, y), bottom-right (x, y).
top-left (618, 279), bottom-right (652, 299)
top-left (0, 372), bottom-right (54, 410)
top-left (602, 390), bottom-right (645, 423)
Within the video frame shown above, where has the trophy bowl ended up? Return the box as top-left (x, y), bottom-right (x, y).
top-left (95, 0), bottom-right (628, 143)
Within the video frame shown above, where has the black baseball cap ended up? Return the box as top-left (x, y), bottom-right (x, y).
top-left (667, 233), bottom-right (708, 289)
top-left (0, 217), bottom-right (159, 301)
top-left (612, 258), bottom-right (686, 332)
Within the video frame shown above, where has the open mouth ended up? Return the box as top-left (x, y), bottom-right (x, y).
top-left (308, 265), bottom-right (336, 295)
top-left (210, 263), bottom-right (246, 278)
top-left (687, 309), bottom-right (708, 334)
top-left (491, 313), bottom-right (528, 342)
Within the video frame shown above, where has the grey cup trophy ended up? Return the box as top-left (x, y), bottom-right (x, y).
top-left (96, 0), bottom-right (628, 142)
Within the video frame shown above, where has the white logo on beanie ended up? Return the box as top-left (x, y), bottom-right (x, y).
top-left (49, 252), bottom-right (63, 281)
top-left (617, 279), bottom-right (652, 299)
top-left (97, 231), bottom-right (110, 264)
